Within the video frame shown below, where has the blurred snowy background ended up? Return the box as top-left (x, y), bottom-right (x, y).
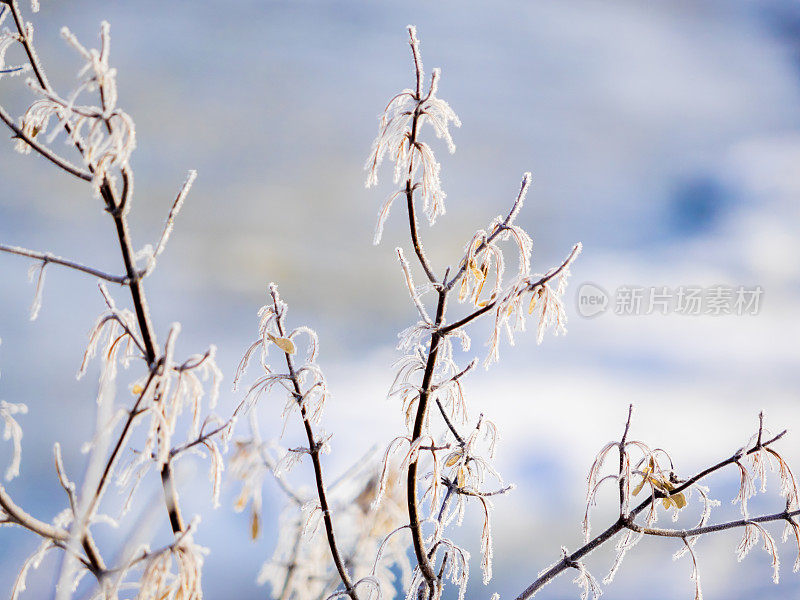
top-left (2, 0), bottom-right (800, 598)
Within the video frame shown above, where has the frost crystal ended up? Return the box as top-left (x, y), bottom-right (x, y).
top-left (366, 27), bottom-right (461, 237)
top-left (0, 401), bottom-right (28, 481)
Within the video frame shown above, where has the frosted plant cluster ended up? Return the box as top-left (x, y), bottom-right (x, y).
top-left (1, 5), bottom-right (800, 600)
top-left (0, 4), bottom-right (234, 598)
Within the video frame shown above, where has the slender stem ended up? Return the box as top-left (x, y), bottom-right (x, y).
top-left (85, 373), bottom-right (155, 521)
top-left (160, 461), bottom-right (185, 533)
top-left (0, 243), bottom-right (129, 284)
top-left (403, 27), bottom-right (438, 285)
top-left (442, 478), bottom-right (514, 499)
top-left (0, 103), bottom-right (92, 181)
top-left (629, 509), bottom-right (800, 538)
top-left (618, 405), bottom-right (633, 516)
top-left (0, 483), bottom-right (69, 541)
top-left (405, 152), bottom-right (437, 283)
top-left (6, 0), bottom-right (94, 172)
top-left (434, 397), bottom-right (465, 445)
top-left (170, 422), bottom-right (229, 458)
top-left (103, 184), bottom-right (158, 364)
top-left (8, 0), bottom-right (49, 90)
top-left (272, 294), bottom-right (359, 600)
top-left (444, 174), bottom-right (530, 292)
top-left (407, 290), bottom-right (447, 593)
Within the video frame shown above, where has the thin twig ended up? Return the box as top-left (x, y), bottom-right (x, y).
top-left (618, 404), bottom-right (633, 516)
top-left (627, 509), bottom-right (800, 539)
top-left (0, 103), bottom-right (92, 181)
top-left (0, 483), bottom-right (68, 541)
top-left (270, 289), bottom-right (359, 600)
top-left (0, 243), bottom-right (129, 284)
top-left (403, 28), bottom-right (438, 285)
top-left (444, 173), bottom-right (531, 292)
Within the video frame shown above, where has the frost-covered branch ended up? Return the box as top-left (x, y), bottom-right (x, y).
top-left (235, 284), bottom-right (360, 600)
top-left (515, 412), bottom-right (797, 600)
top-left (439, 242), bottom-right (582, 336)
top-left (0, 243), bottom-right (130, 284)
top-left (0, 3), bottom-right (232, 596)
top-left (367, 26), bottom-right (581, 600)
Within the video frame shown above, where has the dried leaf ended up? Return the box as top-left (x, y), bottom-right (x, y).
top-left (267, 333), bottom-right (296, 355)
top-left (445, 451), bottom-right (461, 468)
top-left (250, 509), bottom-right (261, 540)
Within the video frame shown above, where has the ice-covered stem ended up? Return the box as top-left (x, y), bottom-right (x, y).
top-left (628, 508), bottom-right (800, 538)
top-left (0, 483), bottom-right (102, 574)
top-left (407, 287), bottom-right (447, 596)
top-left (443, 172), bottom-right (531, 292)
top-left (0, 103), bottom-right (92, 180)
top-left (441, 476), bottom-right (514, 499)
top-left (0, 483), bottom-right (68, 542)
top-left (0, 243), bottom-right (130, 284)
top-left (100, 138), bottom-right (158, 366)
top-left (434, 395), bottom-right (466, 446)
top-left (618, 404), bottom-right (633, 516)
top-left (7, 1), bottom-right (48, 90)
top-left (514, 421), bottom-right (789, 600)
top-left (268, 288), bottom-right (360, 600)
top-left (404, 27), bottom-right (438, 285)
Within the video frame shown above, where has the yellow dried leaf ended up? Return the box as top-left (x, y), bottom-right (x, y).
top-left (457, 467), bottom-right (466, 487)
top-left (469, 259), bottom-right (483, 281)
top-left (473, 274), bottom-right (487, 305)
top-left (529, 287), bottom-right (545, 314)
top-left (267, 333), bottom-right (296, 355)
top-left (131, 384), bottom-right (144, 396)
top-left (405, 398), bottom-right (417, 429)
top-left (445, 452), bottom-right (461, 468)
top-left (250, 510), bottom-right (261, 540)
top-left (459, 276), bottom-right (469, 302)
